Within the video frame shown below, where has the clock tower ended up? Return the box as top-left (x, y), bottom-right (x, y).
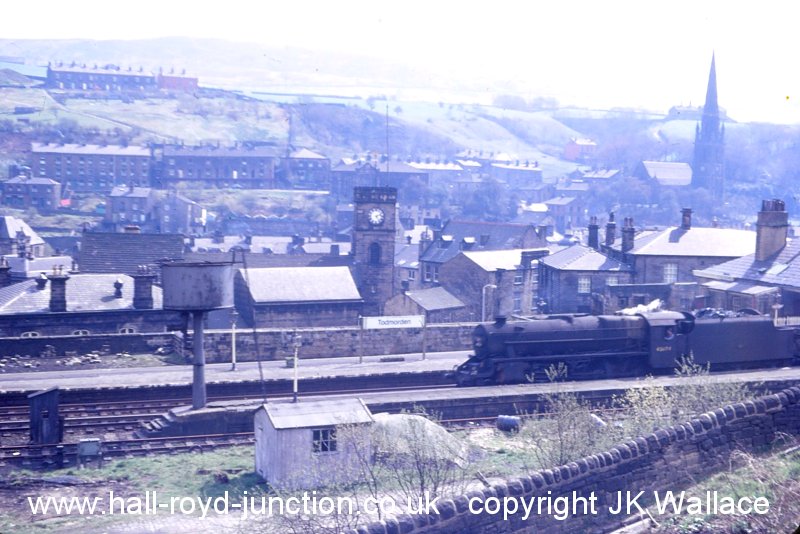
top-left (352, 186), bottom-right (397, 315)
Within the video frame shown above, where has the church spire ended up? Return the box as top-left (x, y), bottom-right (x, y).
top-left (692, 53), bottom-right (725, 206)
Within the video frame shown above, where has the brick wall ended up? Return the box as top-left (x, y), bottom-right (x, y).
top-left (347, 386), bottom-right (800, 534)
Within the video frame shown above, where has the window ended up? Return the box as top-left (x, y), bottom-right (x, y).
top-left (513, 291), bottom-right (522, 312)
top-left (663, 263), bottom-right (678, 284)
top-left (368, 243), bottom-right (381, 265)
top-left (73, 329), bottom-right (90, 336)
top-left (119, 326), bottom-right (137, 334)
top-left (513, 271), bottom-right (523, 285)
top-left (408, 269), bottom-right (416, 281)
top-left (432, 265), bottom-right (439, 283)
top-left (577, 276), bottom-right (591, 294)
top-left (423, 263), bottom-right (433, 282)
top-left (21, 331), bottom-right (40, 338)
top-left (606, 276), bottom-right (619, 286)
top-left (312, 428), bottom-right (336, 453)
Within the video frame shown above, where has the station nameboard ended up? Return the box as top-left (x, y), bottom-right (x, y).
top-left (361, 315), bottom-right (426, 330)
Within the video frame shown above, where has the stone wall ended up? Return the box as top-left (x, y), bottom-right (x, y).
top-left (347, 386), bottom-right (800, 534)
top-left (0, 332), bottom-right (179, 358)
top-left (201, 323), bottom-right (474, 361)
top-left (0, 323), bottom-right (474, 361)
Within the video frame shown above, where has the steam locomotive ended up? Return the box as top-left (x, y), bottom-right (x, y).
top-left (453, 310), bottom-right (800, 386)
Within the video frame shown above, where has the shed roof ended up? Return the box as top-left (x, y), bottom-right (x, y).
top-left (640, 161), bottom-right (692, 186)
top-left (240, 266), bottom-right (362, 304)
top-left (263, 398), bottom-right (374, 430)
top-left (403, 286), bottom-right (464, 311)
top-left (541, 244), bottom-right (631, 272)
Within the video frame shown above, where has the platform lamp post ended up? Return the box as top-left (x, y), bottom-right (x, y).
top-left (482, 284), bottom-right (497, 322)
top-left (230, 310), bottom-right (238, 371)
top-left (292, 333), bottom-right (301, 403)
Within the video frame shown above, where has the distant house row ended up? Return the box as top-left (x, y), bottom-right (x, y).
top-left (45, 62), bottom-right (198, 92)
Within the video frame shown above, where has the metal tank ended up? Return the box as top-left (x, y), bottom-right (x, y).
top-left (160, 261), bottom-right (234, 409)
top-left (161, 261), bottom-right (234, 311)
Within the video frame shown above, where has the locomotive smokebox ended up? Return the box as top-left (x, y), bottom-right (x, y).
top-left (161, 261), bottom-right (234, 311)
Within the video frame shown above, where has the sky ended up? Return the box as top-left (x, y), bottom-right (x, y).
top-left (5, 1), bottom-right (800, 123)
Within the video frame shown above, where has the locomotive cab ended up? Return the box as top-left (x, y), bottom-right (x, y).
top-left (640, 311), bottom-right (694, 369)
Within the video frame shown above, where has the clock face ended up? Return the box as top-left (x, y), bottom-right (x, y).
top-left (368, 207), bottom-right (385, 226)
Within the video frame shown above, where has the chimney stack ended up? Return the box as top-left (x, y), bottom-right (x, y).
top-left (588, 216), bottom-right (599, 249)
top-left (681, 208), bottom-right (692, 230)
top-left (605, 212), bottom-right (616, 247)
top-left (622, 217), bottom-right (635, 253)
top-left (520, 249), bottom-right (549, 268)
top-left (132, 265), bottom-right (156, 310)
top-left (114, 278), bottom-right (124, 298)
top-left (755, 199), bottom-right (789, 261)
top-left (0, 257), bottom-right (11, 288)
top-left (47, 266), bottom-right (69, 312)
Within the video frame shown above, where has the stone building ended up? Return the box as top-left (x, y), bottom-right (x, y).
top-left (693, 199), bottom-right (795, 315)
top-left (157, 144), bottom-right (279, 189)
top-left (383, 286), bottom-right (467, 323)
top-left (1, 175), bottom-right (61, 212)
top-left (104, 185), bottom-right (156, 231)
top-left (0, 269), bottom-right (178, 337)
top-left (234, 266), bottom-right (363, 328)
top-left (418, 220), bottom-right (547, 289)
top-left (0, 216), bottom-right (47, 258)
top-left (30, 143), bottom-right (151, 193)
top-left (438, 248), bottom-right (549, 320)
top-left (538, 244), bottom-right (633, 313)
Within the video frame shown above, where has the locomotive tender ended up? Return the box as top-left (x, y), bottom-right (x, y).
top-left (454, 310), bottom-right (800, 386)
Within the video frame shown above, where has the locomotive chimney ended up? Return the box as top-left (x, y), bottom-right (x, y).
top-left (621, 217), bottom-right (635, 253)
top-left (681, 208), bottom-right (692, 230)
top-left (588, 216), bottom-right (599, 249)
top-left (755, 199), bottom-right (789, 261)
top-left (605, 212), bottom-right (616, 247)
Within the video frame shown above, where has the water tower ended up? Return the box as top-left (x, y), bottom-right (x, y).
top-left (161, 261), bottom-right (234, 409)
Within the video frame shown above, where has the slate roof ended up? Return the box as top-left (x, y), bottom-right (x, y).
top-left (79, 232), bottom-right (184, 274)
top-left (263, 398), bottom-right (373, 430)
top-left (544, 196), bottom-right (578, 206)
top-left (693, 239), bottom-right (800, 289)
top-left (109, 186), bottom-right (152, 198)
top-left (289, 148), bottom-right (327, 160)
top-left (404, 286), bottom-right (464, 311)
top-left (394, 244), bottom-right (419, 270)
top-left (332, 160), bottom-right (423, 174)
top-left (420, 220), bottom-right (542, 264)
top-left (611, 227), bottom-right (755, 257)
top-left (541, 244), bottom-right (632, 272)
top-left (31, 143), bottom-right (150, 157)
top-left (639, 161), bottom-right (693, 186)
top-left (162, 145), bottom-right (281, 158)
top-left (462, 248), bottom-right (548, 272)
top-left (239, 266), bottom-right (362, 304)
top-left (186, 251), bottom-right (351, 269)
top-left (6, 255), bottom-right (74, 277)
top-left (0, 273), bottom-right (163, 314)
top-left (4, 176), bottom-right (60, 185)
top-left (0, 216), bottom-right (44, 246)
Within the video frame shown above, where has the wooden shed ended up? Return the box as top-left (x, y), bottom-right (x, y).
top-left (254, 398), bottom-right (374, 489)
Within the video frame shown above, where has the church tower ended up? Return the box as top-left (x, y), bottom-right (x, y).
top-left (352, 186), bottom-right (397, 315)
top-left (692, 53), bottom-right (725, 201)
